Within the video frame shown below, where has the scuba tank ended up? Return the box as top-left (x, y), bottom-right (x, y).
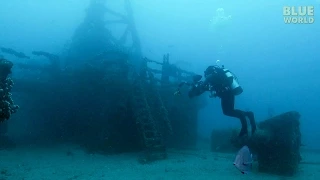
top-left (204, 65), bottom-right (243, 96)
top-left (221, 67), bottom-right (243, 95)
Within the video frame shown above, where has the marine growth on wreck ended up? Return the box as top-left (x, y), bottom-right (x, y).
top-left (0, 58), bottom-right (19, 122)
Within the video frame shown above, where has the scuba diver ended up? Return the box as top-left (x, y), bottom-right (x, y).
top-left (175, 65), bottom-right (256, 137)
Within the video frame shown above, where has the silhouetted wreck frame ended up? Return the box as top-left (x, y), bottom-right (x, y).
top-left (6, 0), bottom-right (201, 164)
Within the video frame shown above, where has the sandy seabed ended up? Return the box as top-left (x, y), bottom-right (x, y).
top-left (0, 144), bottom-right (319, 180)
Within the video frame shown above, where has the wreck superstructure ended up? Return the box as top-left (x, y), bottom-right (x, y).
top-left (2, 0), bottom-right (202, 162)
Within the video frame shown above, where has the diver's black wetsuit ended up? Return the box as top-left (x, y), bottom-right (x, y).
top-left (219, 91), bottom-right (255, 136)
top-left (189, 66), bottom-right (256, 137)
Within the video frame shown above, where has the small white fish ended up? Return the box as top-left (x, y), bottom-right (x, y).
top-left (233, 145), bottom-right (253, 174)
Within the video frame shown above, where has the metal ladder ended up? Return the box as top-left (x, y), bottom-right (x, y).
top-left (132, 78), bottom-right (167, 162)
